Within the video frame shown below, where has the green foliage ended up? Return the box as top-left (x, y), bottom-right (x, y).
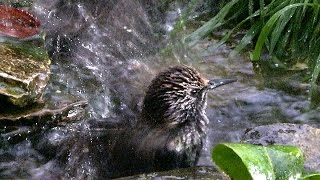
top-left (0, 32), bottom-right (49, 62)
top-left (0, 0), bottom-right (33, 8)
top-left (212, 143), bottom-right (320, 180)
top-left (184, 0), bottom-right (320, 107)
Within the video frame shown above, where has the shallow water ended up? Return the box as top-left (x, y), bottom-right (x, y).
top-left (0, 0), bottom-right (319, 179)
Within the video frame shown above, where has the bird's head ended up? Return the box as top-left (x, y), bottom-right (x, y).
top-left (141, 65), bottom-right (236, 126)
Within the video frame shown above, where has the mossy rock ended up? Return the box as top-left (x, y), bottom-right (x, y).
top-left (242, 123), bottom-right (320, 172)
top-left (0, 37), bottom-right (51, 107)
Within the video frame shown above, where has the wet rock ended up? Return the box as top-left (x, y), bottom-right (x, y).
top-left (242, 123), bottom-right (320, 172)
top-left (115, 166), bottom-right (229, 180)
top-left (0, 100), bottom-right (88, 125)
top-left (0, 100), bottom-right (88, 145)
top-left (0, 40), bottom-right (50, 107)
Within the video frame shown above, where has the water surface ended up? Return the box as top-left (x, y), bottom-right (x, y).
top-left (0, 0), bottom-right (318, 178)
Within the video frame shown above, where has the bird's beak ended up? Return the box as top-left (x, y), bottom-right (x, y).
top-left (207, 78), bottom-right (237, 89)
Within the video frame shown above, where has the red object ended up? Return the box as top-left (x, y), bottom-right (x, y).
top-left (0, 5), bottom-right (40, 38)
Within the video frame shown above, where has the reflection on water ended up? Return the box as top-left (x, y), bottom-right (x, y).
top-left (0, 0), bottom-right (318, 179)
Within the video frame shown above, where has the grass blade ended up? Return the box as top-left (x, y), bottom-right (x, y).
top-left (252, 3), bottom-right (314, 61)
top-left (310, 53), bottom-right (320, 107)
top-left (184, 0), bottom-right (240, 47)
top-left (232, 22), bottom-right (262, 55)
top-left (269, 7), bottom-right (296, 54)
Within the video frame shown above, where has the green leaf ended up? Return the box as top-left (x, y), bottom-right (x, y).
top-left (265, 145), bottom-right (304, 179)
top-left (212, 143), bottom-right (305, 180)
top-left (302, 172), bottom-right (320, 180)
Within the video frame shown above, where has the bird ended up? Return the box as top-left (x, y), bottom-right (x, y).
top-left (109, 65), bottom-right (236, 178)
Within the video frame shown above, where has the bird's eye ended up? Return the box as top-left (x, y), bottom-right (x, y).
top-left (191, 89), bottom-right (198, 95)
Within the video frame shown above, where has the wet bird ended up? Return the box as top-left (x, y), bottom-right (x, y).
top-left (109, 65), bottom-right (236, 178)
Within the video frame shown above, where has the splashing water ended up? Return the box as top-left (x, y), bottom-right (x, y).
top-left (0, 0), bottom-right (318, 179)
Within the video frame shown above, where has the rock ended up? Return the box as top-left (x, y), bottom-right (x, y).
top-left (0, 100), bottom-right (88, 125)
top-left (242, 123), bottom-right (320, 172)
top-left (114, 166), bottom-right (229, 180)
top-left (0, 4), bottom-right (47, 107)
top-left (0, 39), bottom-right (51, 107)
top-left (0, 100), bottom-right (88, 145)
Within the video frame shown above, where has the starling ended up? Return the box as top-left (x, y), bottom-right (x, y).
top-left (110, 65), bottom-right (236, 178)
